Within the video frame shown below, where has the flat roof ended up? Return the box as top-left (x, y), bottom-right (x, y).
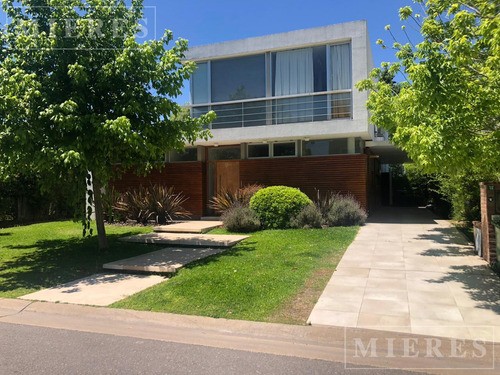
top-left (184, 20), bottom-right (368, 61)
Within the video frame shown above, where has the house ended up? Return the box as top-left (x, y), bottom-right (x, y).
top-left (114, 21), bottom-right (407, 217)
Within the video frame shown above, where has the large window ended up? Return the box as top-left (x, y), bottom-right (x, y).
top-left (211, 55), bottom-right (266, 103)
top-left (273, 142), bottom-right (296, 157)
top-left (302, 138), bottom-right (348, 156)
top-left (248, 144), bottom-right (269, 158)
top-left (208, 146), bottom-right (241, 160)
top-left (190, 42), bottom-right (352, 128)
top-left (170, 148), bottom-right (198, 162)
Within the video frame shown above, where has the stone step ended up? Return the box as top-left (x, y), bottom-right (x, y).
top-left (153, 220), bottom-right (223, 234)
top-left (103, 247), bottom-right (227, 274)
top-left (119, 232), bottom-right (249, 248)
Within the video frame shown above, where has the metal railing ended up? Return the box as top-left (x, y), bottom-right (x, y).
top-left (189, 91), bottom-right (352, 130)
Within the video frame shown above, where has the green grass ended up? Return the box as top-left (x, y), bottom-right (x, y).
top-left (111, 227), bottom-right (358, 322)
top-left (0, 221), bottom-right (157, 298)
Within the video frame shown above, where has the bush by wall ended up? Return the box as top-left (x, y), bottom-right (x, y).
top-left (290, 203), bottom-right (323, 229)
top-left (326, 194), bottom-right (367, 226)
top-left (250, 186), bottom-right (311, 229)
top-left (222, 205), bottom-right (261, 233)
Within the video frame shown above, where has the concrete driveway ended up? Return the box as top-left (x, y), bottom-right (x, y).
top-left (308, 207), bottom-right (500, 342)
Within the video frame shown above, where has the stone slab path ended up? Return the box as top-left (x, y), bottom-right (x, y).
top-left (120, 232), bottom-right (248, 247)
top-left (153, 220), bottom-right (223, 234)
top-left (308, 207), bottom-right (500, 343)
top-left (103, 247), bottom-right (227, 274)
top-left (20, 273), bottom-right (166, 306)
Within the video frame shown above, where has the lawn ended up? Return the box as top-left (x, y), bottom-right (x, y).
top-left (112, 227), bottom-right (358, 324)
top-left (0, 221), bottom-right (157, 298)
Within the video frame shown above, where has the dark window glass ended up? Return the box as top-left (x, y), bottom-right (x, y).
top-left (192, 62), bottom-right (209, 104)
top-left (273, 142), bottom-right (296, 157)
top-left (355, 138), bottom-right (364, 154)
top-left (170, 148), bottom-right (198, 162)
top-left (212, 103), bottom-right (242, 129)
top-left (302, 139), bottom-right (348, 156)
top-left (313, 46), bottom-right (327, 92)
top-left (208, 147), bottom-right (241, 160)
top-left (192, 106), bottom-right (209, 118)
top-left (243, 101), bottom-right (267, 127)
top-left (248, 144), bottom-right (269, 158)
top-left (211, 55), bottom-right (266, 102)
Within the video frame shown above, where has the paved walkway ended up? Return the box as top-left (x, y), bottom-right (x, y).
top-left (308, 207), bottom-right (500, 342)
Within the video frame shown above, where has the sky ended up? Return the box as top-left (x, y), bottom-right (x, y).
top-left (2, 0), bottom-right (423, 104)
top-left (144, 0), bottom-right (421, 104)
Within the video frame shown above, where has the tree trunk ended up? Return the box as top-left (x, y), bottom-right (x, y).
top-left (92, 175), bottom-right (109, 249)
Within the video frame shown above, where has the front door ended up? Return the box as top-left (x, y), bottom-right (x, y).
top-left (216, 161), bottom-right (240, 194)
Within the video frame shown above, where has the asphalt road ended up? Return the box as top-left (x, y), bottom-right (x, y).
top-left (0, 322), bottom-right (424, 375)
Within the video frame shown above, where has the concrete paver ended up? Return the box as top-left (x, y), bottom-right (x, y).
top-left (19, 273), bottom-right (166, 306)
top-left (119, 232), bottom-right (249, 247)
top-left (153, 220), bottom-right (223, 234)
top-left (103, 246), bottom-right (227, 274)
top-left (308, 207), bottom-right (500, 342)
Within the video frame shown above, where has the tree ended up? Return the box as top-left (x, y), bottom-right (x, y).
top-left (0, 0), bottom-right (214, 248)
top-left (357, 0), bottom-right (500, 181)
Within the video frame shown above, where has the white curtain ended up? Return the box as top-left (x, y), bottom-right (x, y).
top-left (275, 48), bottom-right (314, 123)
top-left (330, 43), bottom-right (352, 90)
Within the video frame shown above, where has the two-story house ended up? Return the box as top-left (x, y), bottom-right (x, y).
top-left (115, 21), bottom-right (406, 217)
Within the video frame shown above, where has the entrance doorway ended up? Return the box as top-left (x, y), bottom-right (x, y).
top-left (207, 161), bottom-right (240, 214)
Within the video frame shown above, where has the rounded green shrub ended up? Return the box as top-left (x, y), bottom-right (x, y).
top-left (222, 205), bottom-right (261, 233)
top-left (249, 186), bottom-right (312, 229)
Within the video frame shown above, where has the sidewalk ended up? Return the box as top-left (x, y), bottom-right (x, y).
top-left (308, 207), bottom-right (500, 342)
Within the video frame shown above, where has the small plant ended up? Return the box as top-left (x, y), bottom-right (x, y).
top-left (314, 189), bottom-right (337, 219)
top-left (114, 185), bottom-right (191, 224)
top-left (102, 187), bottom-right (127, 223)
top-left (290, 203), bottom-right (323, 229)
top-left (209, 184), bottom-right (264, 214)
top-left (326, 194), bottom-right (367, 227)
top-left (222, 205), bottom-right (261, 233)
top-left (250, 186), bottom-right (312, 229)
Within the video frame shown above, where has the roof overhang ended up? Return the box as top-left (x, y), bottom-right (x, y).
top-left (365, 140), bottom-right (411, 164)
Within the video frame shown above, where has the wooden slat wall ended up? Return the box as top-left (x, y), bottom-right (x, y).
top-left (112, 162), bottom-right (206, 217)
top-left (239, 154), bottom-right (369, 208)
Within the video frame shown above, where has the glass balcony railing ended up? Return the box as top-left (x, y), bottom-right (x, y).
top-left (190, 91), bottom-right (352, 130)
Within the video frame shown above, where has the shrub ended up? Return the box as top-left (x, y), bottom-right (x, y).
top-left (114, 185), bottom-right (191, 224)
top-left (250, 186), bottom-right (312, 229)
top-left (209, 184), bottom-right (264, 214)
top-left (222, 206), bottom-right (261, 233)
top-left (314, 189), bottom-right (337, 219)
top-left (290, 203), bottom-right (324, 229)
top-left (326, 194), bottom-right (367, 226)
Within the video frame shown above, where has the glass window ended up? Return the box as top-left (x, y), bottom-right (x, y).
top-left (243, 100), bottom-right (267, 127)
top-left (355, 138), bottom-right (364, 154)
top-left (273, 142), bottom-right (296, 157)
top-left (212, 103), bottom-right (242, 129)
top-left (331, 92), bottom-right (352, 119)
top-left (170, 147), bottom-right (198, 162)
top-left (208, 146), bottom-right (241, 160)
top-left (192, 62), bottom-right (209, 104)
top-left (211, 55), bottom-right (266, 102)
top-left (302, 139), bottom-right (348, 156)
top-left (313, 46), bottom-right (327, 92)
top-left (248, 144), bottom-right (269, 158)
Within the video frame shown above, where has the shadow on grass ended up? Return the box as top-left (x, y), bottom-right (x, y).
top-left (0, 231), bottom-right (160, 296)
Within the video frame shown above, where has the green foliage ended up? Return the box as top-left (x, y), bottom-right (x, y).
top-left (222, 205), bottom-right (261, 233)
top-left (0, 0), bottom-right (214, 246)
top-left (357, 0), bottom-right (500, 190)
top-left (290, 203), bottom-right (324, 229)
top-left (249, 186), bottom-right (312, 229)
top-left (326, 195), bottom-right (367, 227)
top-left (113, 185), bottom-right (191, 225)
top-left (209, 184), bottom-right (264, 214)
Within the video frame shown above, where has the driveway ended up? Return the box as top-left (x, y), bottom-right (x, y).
top-left (308, 207), bottom-right (500, 342)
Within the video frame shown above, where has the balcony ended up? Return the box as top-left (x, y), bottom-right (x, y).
top-left (190, 91), bottom-right (352, 130)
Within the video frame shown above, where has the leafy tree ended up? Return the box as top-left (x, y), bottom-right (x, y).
top-left (357, 0), bottom-right (500, 182)
top-left (0, 0), bottom-right (214, 248)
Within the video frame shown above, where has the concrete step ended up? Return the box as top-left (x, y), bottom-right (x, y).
top-left (119, 232), bottom-right (249, 248)
top-left (20, 273), bottom-right (166, 306)
top-left (153, 220), bottom-right (223, 234)
top-left (103, 247), bottom-right (228, 274)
